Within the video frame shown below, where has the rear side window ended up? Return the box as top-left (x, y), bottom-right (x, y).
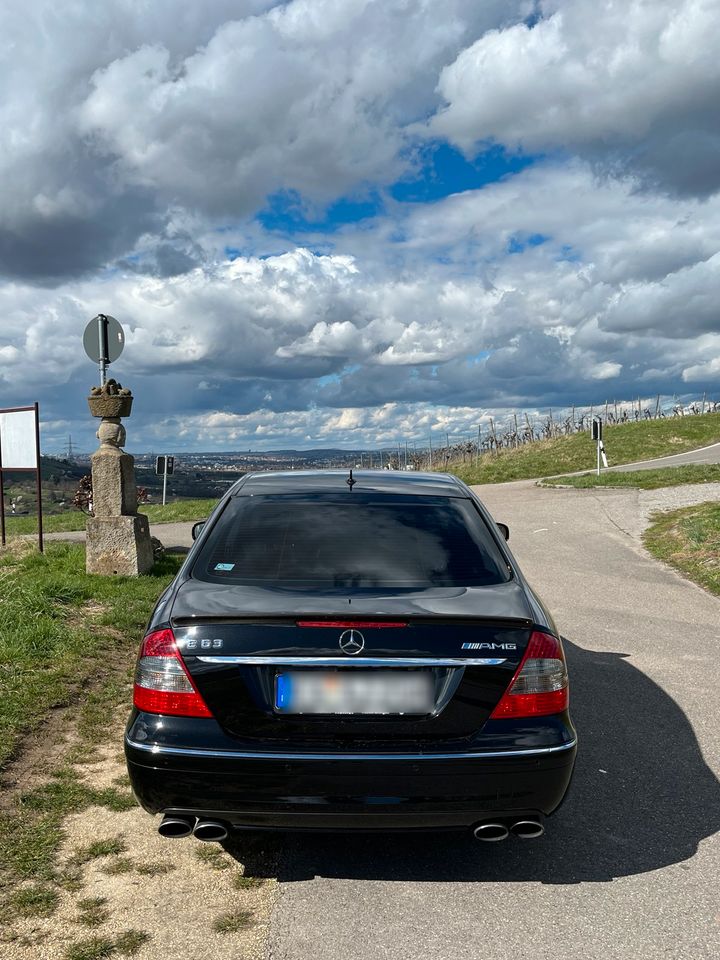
top-left (194, 494), bottom-right (509, 589)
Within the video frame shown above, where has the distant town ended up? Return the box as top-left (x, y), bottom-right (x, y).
top-left (4, 447), bottom-right (416, 517)
top-left (130, 448), bottom-right (408, 501)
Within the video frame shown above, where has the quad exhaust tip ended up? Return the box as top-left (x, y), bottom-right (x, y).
top-left (473, 822), bottom-right (509, 842)
top-left (472, 819), bottom-right (544, 841)
top-left (158, 815), bottom-right (195, 839)
top-left (193, 819), bottom-right (229, 843)
top-left (510, 819), bottom-right (544, 839)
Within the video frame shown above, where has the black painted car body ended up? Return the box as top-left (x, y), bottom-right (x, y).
top-left (126, 471), bottom-right (576, 837)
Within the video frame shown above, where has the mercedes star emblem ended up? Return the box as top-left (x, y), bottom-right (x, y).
top-left (339, 629), bottom-right (365, 655)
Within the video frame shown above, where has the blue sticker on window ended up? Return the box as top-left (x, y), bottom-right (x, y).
top-left (214, 563), bottom-right (235, 571)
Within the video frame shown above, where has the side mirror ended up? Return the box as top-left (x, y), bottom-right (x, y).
top-left (496, 522), bottom-right (509, 541)
top-left (191, 521), bottom-right (206, 541)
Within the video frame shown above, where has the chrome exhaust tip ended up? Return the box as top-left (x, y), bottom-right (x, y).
top-left (193, 819), bottom-right (229, 842)
top-left (510, 819), bottom-right (544, 839)
top-left (472, 822), bottom-right (509, 842)
top-left (158, 815), bottom-right (195, 839)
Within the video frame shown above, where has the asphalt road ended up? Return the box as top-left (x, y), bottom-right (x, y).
top-left (40, 520), bottom-right (193, 551)
top-left (265, 480), bottom-right (720, 960)
top-left (607, 439), bottom-right (720, 471)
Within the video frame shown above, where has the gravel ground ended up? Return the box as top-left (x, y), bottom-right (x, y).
top-left (2, 717), bottom-right (278, 960)
top-left (561, 481), bottom-right (720, 543)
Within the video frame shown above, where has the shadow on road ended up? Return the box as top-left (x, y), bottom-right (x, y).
top-left (225, 639), bottom-right (720, 884)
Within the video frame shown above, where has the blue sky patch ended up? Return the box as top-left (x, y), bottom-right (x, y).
top-left (255, 144), bottom-right (540, 237)
top-left (258, 189), bottom-right (384, 234)
top-left (391, 143), bottom-right (538, 203)
top-left (507, 233), bottom-right (549, 254)
top-left (556, 243), bottom-right (582, 263)
top-left (317, 364), bottom-right (361, 387)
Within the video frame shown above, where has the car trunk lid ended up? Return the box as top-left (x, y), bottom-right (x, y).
top-left (171, 581), bottom-right (533, 749)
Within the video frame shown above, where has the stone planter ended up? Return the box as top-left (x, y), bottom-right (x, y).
top-left (88, 395), bottom-right (133, 418)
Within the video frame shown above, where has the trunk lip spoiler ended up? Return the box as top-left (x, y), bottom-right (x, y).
top-left (192, 656), bottom-right (508, 667)
top-left (171, 617), bottom-right (534, 628)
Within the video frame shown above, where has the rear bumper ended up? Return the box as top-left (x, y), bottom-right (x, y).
top-left (125, 733), bottom-right (577, 831)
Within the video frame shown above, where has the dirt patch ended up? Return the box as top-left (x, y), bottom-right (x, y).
top-left (2, 712), bottom-right (278, 960)
top-left (3, 810), bottom-right (276, 960)
top-left (0, 703), bottom-right (78, 811)
top-left (0, 645), bottom-right (129, 811)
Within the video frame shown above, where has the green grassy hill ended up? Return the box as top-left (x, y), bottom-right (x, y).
top-left (541, 464), bottom-right (720, 490)
top-left (449, 412), bottom-right (720, 485)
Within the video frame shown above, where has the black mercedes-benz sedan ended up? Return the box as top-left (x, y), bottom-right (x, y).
top-left (125, 470), bottom-right (576, 842)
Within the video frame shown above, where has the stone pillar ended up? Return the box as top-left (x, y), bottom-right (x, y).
top-left (85, 382), bottom-right (154, 575)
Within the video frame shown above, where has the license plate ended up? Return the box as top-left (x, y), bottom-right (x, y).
top-left (275, 670), bottom-right (434, 715)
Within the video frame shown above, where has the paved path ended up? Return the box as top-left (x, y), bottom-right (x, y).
top-left (41, 520), bottom-right (194, 553)
top-left (607, 438), bottom-right (720, 471)
top-left (267, 480), bottom-right (720, 960)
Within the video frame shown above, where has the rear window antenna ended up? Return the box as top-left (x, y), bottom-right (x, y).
top-left (346, 468), bottom-right (356, 490)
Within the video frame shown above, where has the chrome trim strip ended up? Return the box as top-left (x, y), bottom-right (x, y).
top-left (125, 735), bottom-right (577, 762)
top-left (193, 656), bottom-right (507, 667)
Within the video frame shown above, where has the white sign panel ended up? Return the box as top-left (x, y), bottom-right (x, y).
top-left (0, 409), bottom-right (37, 469)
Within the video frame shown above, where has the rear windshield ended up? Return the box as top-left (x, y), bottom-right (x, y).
top-left (193, 493), bottom-right (509, 590)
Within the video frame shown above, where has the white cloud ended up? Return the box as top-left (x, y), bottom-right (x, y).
top-left (430, 0), bottom-right (720, 195)
top-left (602, 253), bottom-right (720, 337)
top-left (3, 157), bottom-right (720, 449)
top-left (681, 338), bottom-right (720, 381)
top-left (590, 361), bottom-right (622, 380)
top-left (0, 0), bottom-right (526, 280)
top-left (1, 1), bottom-right (720, 452)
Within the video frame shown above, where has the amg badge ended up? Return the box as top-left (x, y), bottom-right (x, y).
top-left (461, 642), bottom-right (517, 651)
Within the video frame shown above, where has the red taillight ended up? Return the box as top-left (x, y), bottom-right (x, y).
top-left (133, 628), bottom-right (213, 718)
top-left (490, 631), bottom-right (569, 719)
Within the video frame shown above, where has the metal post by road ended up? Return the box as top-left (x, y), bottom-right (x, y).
top-left (162, 459), bottom-right (168, 506)
top-left (97, 314), bottom-right (109, 386)
top-left (34, 402), bottom-right (43, 552)
top-left (0, 428), bottom-right (5, 548)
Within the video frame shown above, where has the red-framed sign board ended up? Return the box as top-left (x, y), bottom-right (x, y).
top-left (0, 402), bottom-right (43, 551)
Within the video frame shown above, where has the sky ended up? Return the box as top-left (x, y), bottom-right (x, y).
top-left (1, 0), bottom-right (719, 454)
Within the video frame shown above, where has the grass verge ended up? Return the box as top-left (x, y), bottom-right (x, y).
top-left (0, 538), bottom-right (275, 953)
top-left (644, 501), bottom-right (720, 597)
top-left (0, 541), bottom-right (181, 918)
top-left (449, 411), bottom-right (720, 485)
top-left (541, 464), bottom-right (720, 490)
top-left (5, 498), bottom-right (217, 535)
top-left (0, 542), bottom-right (182, 770)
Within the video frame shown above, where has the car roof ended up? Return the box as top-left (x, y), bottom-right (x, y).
top-left (228, 469), bottom-right (469, 498)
